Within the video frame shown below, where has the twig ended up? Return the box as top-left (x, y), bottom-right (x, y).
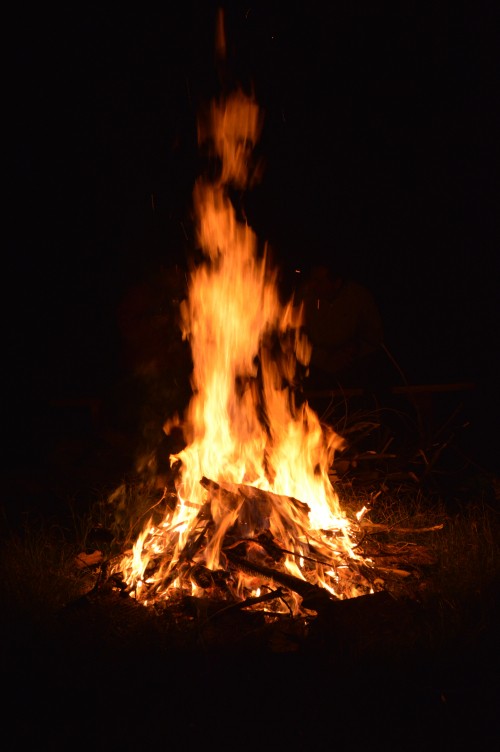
top-left (360, 521), bottom-right (444, 534)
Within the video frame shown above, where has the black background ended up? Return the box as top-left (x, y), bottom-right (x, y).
top-left (7, 1), bottom-right (499, 471)
top-left (4, 9), bottom-right (499, 743)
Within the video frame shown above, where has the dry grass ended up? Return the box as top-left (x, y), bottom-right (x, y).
top-left (2, 393), bottom-right (498, 662)
top-left (1, 463), bottom-right (498, 655)
top-left (0, 511), bottom-right (93, 624)
top-left (1, 417), bottom-right (498, 749)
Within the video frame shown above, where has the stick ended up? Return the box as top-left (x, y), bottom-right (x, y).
top-left (224, 550), bottom-right (338, 611)
top-left (360, 521), bottom-right (444, 534)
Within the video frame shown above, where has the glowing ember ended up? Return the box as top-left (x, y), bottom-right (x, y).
top-left (114, 16), bottom-right (372, 615)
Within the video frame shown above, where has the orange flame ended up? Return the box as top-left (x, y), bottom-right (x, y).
top-left (115, 20), bottom-right (369, 612)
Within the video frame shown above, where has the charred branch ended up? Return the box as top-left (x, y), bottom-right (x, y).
top-left (224, 549), bottom-right (338, 612)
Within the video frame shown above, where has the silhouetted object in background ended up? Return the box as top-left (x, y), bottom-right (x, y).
top-left (292, 263), bottom-right (415, 459)
top-left (296, 264), bottom-right (395, 392)
top-left (106, 263), bottom-right (192, 468)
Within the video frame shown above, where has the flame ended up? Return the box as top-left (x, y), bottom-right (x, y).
top-left (115, 20), bottom-right (370, 614)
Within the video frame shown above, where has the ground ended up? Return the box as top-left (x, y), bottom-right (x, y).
top-left (2, 388), bottom-right (499, 748)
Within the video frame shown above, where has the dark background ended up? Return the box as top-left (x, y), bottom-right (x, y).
top-left (7, 2), bottom-right (499, 479)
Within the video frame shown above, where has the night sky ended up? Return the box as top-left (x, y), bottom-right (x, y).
top-left (8, 2), bottom-right (499, 471)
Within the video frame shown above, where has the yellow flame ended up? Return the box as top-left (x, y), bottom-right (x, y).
top-left (117, 78), bottom-right (368, 609)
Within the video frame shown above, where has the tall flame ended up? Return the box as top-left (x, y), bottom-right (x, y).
top-left (116, 19), bottom-right (369, 612)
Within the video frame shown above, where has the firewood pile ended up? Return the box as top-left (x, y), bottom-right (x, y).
top-left (72, 470), bottom-right (443, 657)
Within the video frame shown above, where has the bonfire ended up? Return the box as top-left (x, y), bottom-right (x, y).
top-left (110, 14), bottom-right (376, 618)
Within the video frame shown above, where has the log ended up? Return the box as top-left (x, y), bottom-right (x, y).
top-left (200, 476), bottom-right (310, 517)
top-left (224, 550), bottom-right (338, 612)
top-left (200, 476), bottom-right (310, 537)
top-left (361, 521), bottom-right (444, 534)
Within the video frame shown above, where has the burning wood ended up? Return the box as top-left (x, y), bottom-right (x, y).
top-left (109, 473), bottom-right (373, 614)
top-left (106, 12), bottom-right (435, 624)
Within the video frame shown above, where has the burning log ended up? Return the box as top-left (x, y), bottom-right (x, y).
top-left (224, 549), bottom-right (338, 612)
top-left (200, 476), bottom-right (310, 538)
top-left (200, 587), bottom-right (288, 620)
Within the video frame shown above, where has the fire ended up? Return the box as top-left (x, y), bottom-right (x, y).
top-left (114, 21), bottom-right (371, 615)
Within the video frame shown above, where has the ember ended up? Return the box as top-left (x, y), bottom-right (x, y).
top-left (112, 11), bottom-right (375, 616)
